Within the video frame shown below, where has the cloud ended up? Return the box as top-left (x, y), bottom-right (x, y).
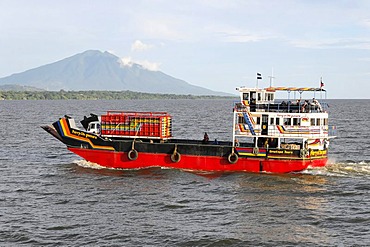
top-left (204, 24), bottom-right (275, 43)
top-left (131, 40), bottom-right (154, 52)
top-left (119, 56), bottom-right (134, 67)
top-left (138, 60), bottom-right (161, 71)
top-left (357, 57), bottom-right (370, 62)
top-left (119, 57), bottom-right (160, 71)
top-left (219, 31), bottom-right (271, 43)
top-left (290, 38), bottom-right (370, 50)
top-left (360, 19), bottom-right (370, 28)
top-left (135, 17), bottom-right (186, 41)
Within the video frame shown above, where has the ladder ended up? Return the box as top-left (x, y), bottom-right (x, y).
top-left (243, 113), bottom-right (256, 135)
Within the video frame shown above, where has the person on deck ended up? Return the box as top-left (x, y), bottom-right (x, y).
top-left (301, 100), bottom-right (309, 113)
top-left (202, 132), bottom-right (209, 143)
top-left (312, 98), bottom-right (323, 112)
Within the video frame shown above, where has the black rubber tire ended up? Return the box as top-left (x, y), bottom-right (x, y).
top-left (170, 152), bottom-right (181, 163)
top-left (228, 153), bottom-right (238, 164)
top-left (128, 149), bottom-right (138, 161)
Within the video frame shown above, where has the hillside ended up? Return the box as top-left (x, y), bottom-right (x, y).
top-left (0, 50), bottom-right (229, 96)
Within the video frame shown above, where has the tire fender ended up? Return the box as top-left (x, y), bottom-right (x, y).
top-left (228, 152), bottom-right (238, 164)
top-left (128, 149), bottom-right (138, 161)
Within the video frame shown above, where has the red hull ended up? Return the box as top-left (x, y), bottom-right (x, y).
top-left (68, 147), bottom-right (327, 173)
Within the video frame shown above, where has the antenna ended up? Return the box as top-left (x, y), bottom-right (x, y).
top-left (268, 67), bottom-right (275, 87)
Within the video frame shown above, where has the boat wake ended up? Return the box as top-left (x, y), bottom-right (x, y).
top-left (73, 159), bottom-right (160, 172)
top-left (304, 160), bottom-right (370, 177)
top-left (73, 159), bottom-right (370, 177)
top-left (73, 159), bottom-right (107, 170)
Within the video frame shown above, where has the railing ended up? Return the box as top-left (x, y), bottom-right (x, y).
top-left (235, 129), bottom-right (330, 139)
top-left (235, 100), bottom-right (329, 113)
top-left (233, 102), bottom-right (248, 112)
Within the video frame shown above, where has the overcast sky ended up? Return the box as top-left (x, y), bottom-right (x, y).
top-left (1, 0), bottom-right (370, 98)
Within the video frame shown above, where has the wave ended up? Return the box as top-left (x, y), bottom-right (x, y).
top-left (73, 160), bottom-right (159, 172)
top-left (73, 159), bottom-right (107, 170)
top-left (305, 160), bottom-right (370, 177)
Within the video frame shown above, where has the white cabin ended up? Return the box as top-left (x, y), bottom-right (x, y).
top-left (233, 86), bottom-right (334, 150)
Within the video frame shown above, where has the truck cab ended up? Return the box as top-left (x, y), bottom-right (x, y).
top-left (87, 121), bottom-right (101, 134)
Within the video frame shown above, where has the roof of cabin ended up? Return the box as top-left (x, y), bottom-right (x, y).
top-left (266, 87), bottom-right (325, 92)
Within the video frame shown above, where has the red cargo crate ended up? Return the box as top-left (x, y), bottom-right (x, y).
top-left (100, 111), bottom-right (172, 139)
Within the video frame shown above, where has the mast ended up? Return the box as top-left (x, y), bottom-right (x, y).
top-left (256, 73), bottom-right (262, 88)
top-left (268, 68), bottom-right (275, 87)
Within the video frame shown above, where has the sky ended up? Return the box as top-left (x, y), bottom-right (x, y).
top-left (1, 0), bottom-right (370, 98)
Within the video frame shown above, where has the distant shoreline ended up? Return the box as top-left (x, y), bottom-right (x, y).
top-left (0, 90), bottom-right (236, 100)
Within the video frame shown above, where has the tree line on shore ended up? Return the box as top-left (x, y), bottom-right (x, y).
top-left (0, 90), bottom-right (234, 100)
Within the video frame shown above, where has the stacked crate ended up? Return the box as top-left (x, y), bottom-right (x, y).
top-left (101, 111), bottom-right (172, 139)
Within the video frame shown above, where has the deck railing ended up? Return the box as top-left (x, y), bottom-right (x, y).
top-left (234, 101), bottom-right (329, 113)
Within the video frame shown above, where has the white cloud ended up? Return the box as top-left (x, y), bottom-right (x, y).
top-left (360, 19), bottom-right (370, 28)
top-left (119, 57), bottom-right (160, 71)
top-left (219, 31), bottom-right (271, 43)
top-left (290, 38), bottom-right (370, 50)
top-left (139, 60), bottom-right (161, 71)
top-left (136, 18), bottom-right (186, 41)
top-left (204, 24), bottom-right (275, 43)
top-left (357, 57), bottom-right (370, 62)
top-left (131, 40), bottom-right (154, 52)
top-left (119, 57), bottom-right (134, 67)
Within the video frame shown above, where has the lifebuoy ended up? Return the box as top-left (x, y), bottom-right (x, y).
top-left (228, 152), bottom-right (238, 164)
top-left (170, 152), bottom-right (181, 163)
top-left (128, 149), bottom-right (138, 161)
top-left (253, 147), bottom-right (259, 155)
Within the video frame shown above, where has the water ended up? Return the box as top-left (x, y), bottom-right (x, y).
top-left (0, 99), bottom-right (369, 246)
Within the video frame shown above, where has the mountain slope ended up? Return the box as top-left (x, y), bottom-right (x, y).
top-left (0, 50), bottom-right (228, 95)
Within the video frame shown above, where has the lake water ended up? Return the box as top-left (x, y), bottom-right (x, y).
top-left (0, 99), bottom-right (369, 246)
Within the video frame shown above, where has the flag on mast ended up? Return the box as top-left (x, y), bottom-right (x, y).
top-left (320, 77), bottom-right (324, 88)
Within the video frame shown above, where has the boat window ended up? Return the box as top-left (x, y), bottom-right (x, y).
top-left (238, 116), bottom-right (245, 123)
top-left (265, 93), bottom-right (274, 101)
top-left (251, 92), bottom-right (256, 100)
top-left (256, 117), bottom-right (261, 124)
top-left (316, 118), bottom-right (321, 126)
top-left (324, 118), bottom-right (328, 125)
top-left (293, 118), bottom-right (301, 126)
top-left (257, 93), bottom-right (261, 101)
top-left (270, 118), bottom-right (274, 125)
top-left (243, 93), bottom-right (249, 101)
top-left (284, 118), bottom-right (291, 125)
top-left (276, 117), bottom-right (280, 125)
top-left (311, 118), bottom-right (316, 126)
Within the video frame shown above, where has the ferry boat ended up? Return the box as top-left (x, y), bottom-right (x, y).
top-left (42, 84), bottom-right (336, 173)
